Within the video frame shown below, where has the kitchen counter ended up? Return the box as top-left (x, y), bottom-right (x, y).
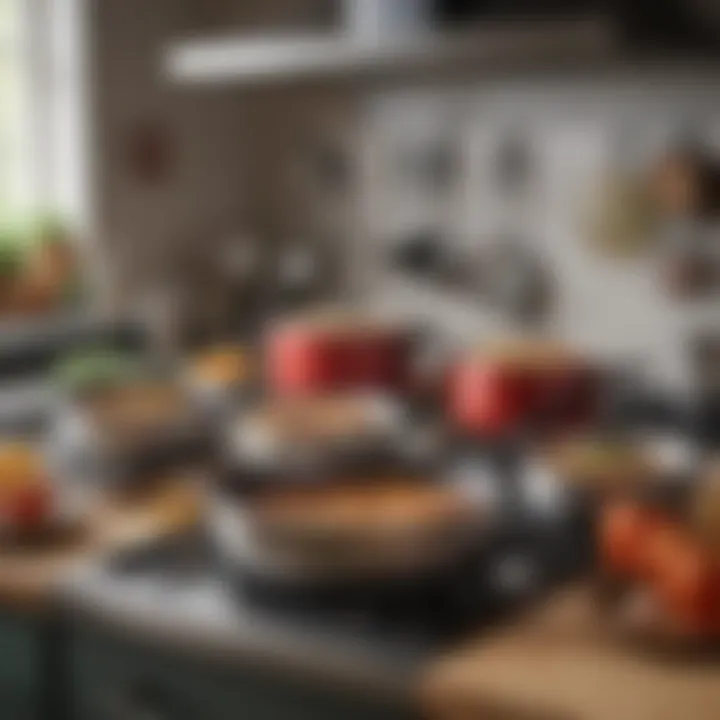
top-left (420, 586), bottom-right (720, 720)
top-left (0, 478), bottom-right (201, 720)
top-left (62, 534), bottom-right (424, 705)
top-left (0, 479), bottom-right (200, 615)
top-left (69, 577), bottom-right (720, 720)
top-left (62, 549), bottom-right (720, 720)
top-left (63, 535), bottom-right (420, 720)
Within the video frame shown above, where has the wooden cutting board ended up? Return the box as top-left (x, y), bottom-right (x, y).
top-left (420, 587), bottom-right (720, 720)
top-left (0, 478), bottom-right (201, 614)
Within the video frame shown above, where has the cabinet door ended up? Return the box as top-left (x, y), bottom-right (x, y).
top-left (0, 612), bottom-right (42, 720)
top-left (70, 628), bottom-right (415, 720)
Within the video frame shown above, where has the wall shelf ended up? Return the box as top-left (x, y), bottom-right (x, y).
top-left (165, 18), bottom-right (616, 87)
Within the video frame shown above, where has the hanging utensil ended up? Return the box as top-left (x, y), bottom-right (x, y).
top-left (481, 130), bottom-right (553, 325)
top-left (586, 120), bottom-right (661, 260)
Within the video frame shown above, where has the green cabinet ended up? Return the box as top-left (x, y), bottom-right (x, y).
top-left (0, 610), bottom-right (68, 720)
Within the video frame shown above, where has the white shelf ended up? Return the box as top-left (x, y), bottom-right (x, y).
top-left (165, 19), bottom-right (616, 87)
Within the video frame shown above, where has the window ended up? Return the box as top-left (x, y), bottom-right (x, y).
top-left (0, 0), bottom-right (85, 226)
top-left (0, 0), bottom-right (31, 214)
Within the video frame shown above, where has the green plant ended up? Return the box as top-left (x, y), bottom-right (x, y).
top-left (0, 224), bottom-right (24, 279)
top-left (53, 350), bottom-right (145, 395)
top-left (33, 211), bottom-right (71, 245)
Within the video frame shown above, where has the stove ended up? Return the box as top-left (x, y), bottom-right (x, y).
top-left (62, 453), bottom-right (591, 677)
top-left (74, 532), bottom-right (478, 658)
top-left (62, 532), bottom-right (446, 706)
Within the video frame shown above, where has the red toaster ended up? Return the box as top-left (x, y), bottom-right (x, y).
top-left (266, 313), bottom-right (417, 397)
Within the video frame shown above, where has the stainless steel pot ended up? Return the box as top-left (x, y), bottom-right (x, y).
top-left (221, 393), bottom-right (442, 484)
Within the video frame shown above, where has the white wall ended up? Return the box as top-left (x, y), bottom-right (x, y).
top-left (86, 0), bottom-right (348, 323)
top-left (85, 1), bottom-right (720, 381)
top-left (88, 0), bottom-right (247, 300)
top-left (358, 73), bottom-right (720, 392)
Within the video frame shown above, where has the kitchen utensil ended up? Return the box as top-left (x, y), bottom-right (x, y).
top-left (220, 393), bottom-right (436, 486)
top-left (207, 473), bottom-right (489, 597)
top-left (479, 237), bottom-right (553, 324)
top-left (651, 141), bottom-right (720, 220)
top-left (0, 440), bottom-right (85, 538)
top-left (448, 339), bottom-right (600, 439)
top-left (482, 130), bottom-right (554, 324)
top-left (184, 344), bottom-right (257, 422)
top-left (586, 170), bottom-right (660, 259)
top-left (48, 379), bottom-right (211, 489)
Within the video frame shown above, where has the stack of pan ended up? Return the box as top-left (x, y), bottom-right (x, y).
top-left (48, 374), bottom-right (213, 490)
top-left (206, 310), bottom-right (495, 612)
top-left (207, 390), bottom-right (486, 606)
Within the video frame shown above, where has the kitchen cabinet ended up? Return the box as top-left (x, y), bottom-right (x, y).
top-left (0, 611), bottom-right (50, 720)
top-left (68, 627), bottom-right (415, 720)
top-left (0, 482), bottom-right (199, 720)
top-left (61, 529), bottom-right (422, 720)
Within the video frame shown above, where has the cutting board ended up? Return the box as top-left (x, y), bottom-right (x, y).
top-left (0, 478), bottom-right (201, 614)
top-left (420, 587), bottom-right (720, 720)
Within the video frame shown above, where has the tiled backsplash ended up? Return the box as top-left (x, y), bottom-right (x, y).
top-left (352, 73), bottom-right (720, 392)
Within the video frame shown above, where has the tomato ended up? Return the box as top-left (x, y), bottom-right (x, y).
top-left (646, 528), bottom-right (720, 635)
top-left (0, 484), bottom-right (51, 530)
top-left (600, 502), bottom-right (660, 577)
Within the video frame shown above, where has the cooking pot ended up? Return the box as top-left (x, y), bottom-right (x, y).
top-left (448, 339), bottom-right (600, 439)
top-left (265, 310), bottom-right (420, 398)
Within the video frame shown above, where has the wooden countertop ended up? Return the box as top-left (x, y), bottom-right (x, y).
top-left (420, 588), bottom-right (720, 720)
top-left (0, 479), bottom-right (201, 614)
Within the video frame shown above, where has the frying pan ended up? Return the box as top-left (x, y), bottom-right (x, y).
top-left (207, 474), bottom-right (490, 598)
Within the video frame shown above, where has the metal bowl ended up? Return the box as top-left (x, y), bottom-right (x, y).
top-left (220, 393), bottom-right (442, 487)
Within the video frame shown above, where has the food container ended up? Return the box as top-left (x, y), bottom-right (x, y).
top-left (598, 459), bottom-right (720, 641)
top-left (48, 380), bottom-right (211, 488)
top-left (544, 438), bottom-right (658, 496)
top-left (0, 441), bottom-right (83, 537)
top-left (600, 500), bottom-right (720, 640)
top-left (449, 339), bottom-right (600, 439)
top-left (265, 310), bottom-right (418, 398)
top-left (221, 393), bottom-right (439, 486)
top-left (184, 344), bottom-right (256, 421)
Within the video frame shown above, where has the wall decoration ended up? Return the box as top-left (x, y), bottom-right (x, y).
top-left (653, 134), bottom-right (720, 299)
top-left (650, 139), bottom-right (720, 220)
top-left (585, 169), bottom-right (660, 260)
top-left (584, 123), bottom-right (662, 260)
top-left (125, 121), bottom-right (176, 186)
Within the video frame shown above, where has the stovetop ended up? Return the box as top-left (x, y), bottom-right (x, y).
top-left (60, 402), bottom-right (703, 689)
top-left (64, 530), bottom-right (464, 677)
top-left (64, 476), bottom-right (588, 683)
